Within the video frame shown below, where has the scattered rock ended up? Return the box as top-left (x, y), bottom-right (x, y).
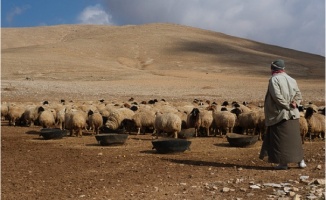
top-left (316, 164), bottom-right (322, 170)
top-left (221, 187), bottom-right (230, 193)
top-left (314, 179), bottom-right (325, 185)
top-left (249, 185), bottom-right (260, 189)
top-left (263, 183), bottom-right (282, 188)
top-left (273, 189), bottom-right (286, 196)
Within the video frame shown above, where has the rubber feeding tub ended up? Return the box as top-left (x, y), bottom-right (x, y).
top-left (152, 138), bottom-right (191, 154)
top-left (39, 128), bottom-right (68, 140)
top-left (226, 133), bottom-right (258, 147)
top-left (95, 133), bottom-right (129, 146)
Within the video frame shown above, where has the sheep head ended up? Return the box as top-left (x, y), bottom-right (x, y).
top-left (304, 107), bottom-right (315, 119)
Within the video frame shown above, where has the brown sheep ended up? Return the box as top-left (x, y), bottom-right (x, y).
top-left (88, 110), bottom-right (103, 135)
top-left (304, 107), bottom-right (325, 140)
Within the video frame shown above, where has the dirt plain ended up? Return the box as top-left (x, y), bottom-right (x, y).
top-left (1, 23), bottom-right (325, 200)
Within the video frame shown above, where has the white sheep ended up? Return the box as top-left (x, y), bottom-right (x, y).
top-left (87, 110), bottom-right (103, 135)
top-left (130, 109), bottom-right (156, 135)
top-left (23, 105), bottom-right (42, 127)
top-left (54, 105), bottom-right (66, 130)
top-left (198, 109), bottom-right (214, 136)
top-left (8, 103), bottom-right (25, 126)
top-left (71, 111), bottom-right (87, 137)
top-left (208, 105), bottom-right (236, 137)
top-left (65, 109), bottom-right (87, 137)
top-left (154, 112), bottom-right (182, 138)
top-left (1, 102), bottom-right (9, 121)
top-left (299, 116), bottom-right (308, 144)
top-left (38, 107), bottom-right (56, 128)
top-left (105, 108), bottom-right (135, 130)
top-left (174, 110), bottom-right (188, 130)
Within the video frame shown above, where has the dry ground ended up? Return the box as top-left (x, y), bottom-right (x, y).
top-left (1, 24), bottom-right (325, 199)
top-left (1, 122), bottom-right (325, 200)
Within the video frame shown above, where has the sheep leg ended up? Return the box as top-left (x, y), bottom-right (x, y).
top-left (206, 128), bottom-right (210, 137)
top-left (137, 127), bottom-right (141, 135)
top-left (69, 129), bottom-right (74, 137)
top-left (141, 127), bottom-right (146, 135)
top-left (153, 129), bottom-right (159, 139)
top-left (219, 128), bottom-right (223, 137)
top-left (258, 131), bottom-right (262, 141)
top-left (174, 131), bottom-right (178, 139)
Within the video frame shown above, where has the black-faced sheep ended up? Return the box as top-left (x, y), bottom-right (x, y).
top-left (232, 102), bottom-right (252, 113)
top-left (231, 107), bottom-right (265, 140)
top-left (154, 112), bottom-right (182, 138)
top-left (304, 107), bottom-right (325, 140)
top-left (186, 108), bottom-right (213, 137)
top-left (87, 110), bottom-right (103, 135)
top-left (186, 108), bottom-right (201, 136)
top-left (105, 108), bottom-right (135, 130)
top-left (305, 102), bottom-right (319, 113)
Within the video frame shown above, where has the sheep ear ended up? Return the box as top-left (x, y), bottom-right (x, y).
top-left (88, 110), bottom-right (94, 116)
top-left (38, 106), bottom-right (45, 113)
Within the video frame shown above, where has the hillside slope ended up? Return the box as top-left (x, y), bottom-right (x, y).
top-left (1, 23), bottom-right (324, 102)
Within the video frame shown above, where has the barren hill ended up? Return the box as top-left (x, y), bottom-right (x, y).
top-left (1, 23), bottom-right (325, 103)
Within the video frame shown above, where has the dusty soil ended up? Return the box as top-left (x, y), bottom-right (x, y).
top-left (1, 24), bottom-right (325, 199)
top-left (1, 121), bottom-right (325, 200)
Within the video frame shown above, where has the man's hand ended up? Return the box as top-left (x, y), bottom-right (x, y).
top-left (290, 101), bottom-right (297, 108)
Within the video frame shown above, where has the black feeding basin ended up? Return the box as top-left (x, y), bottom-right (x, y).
top-left (95, 133), bottom-right (129, 146)
top-left (226, 133), bottom-right (258, 147)
top-left (152, 138), bottom-right (191, 154)
top-left (39, 128), bottom-right (68, 140)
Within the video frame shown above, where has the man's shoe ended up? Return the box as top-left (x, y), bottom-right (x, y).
top-left (274, 164), bottom-right (288, 170)
top-left (298, 160), bottom-right (307, 168)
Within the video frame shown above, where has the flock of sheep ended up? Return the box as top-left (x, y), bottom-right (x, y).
top-left (1, 98), bottom-right (325, 143)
